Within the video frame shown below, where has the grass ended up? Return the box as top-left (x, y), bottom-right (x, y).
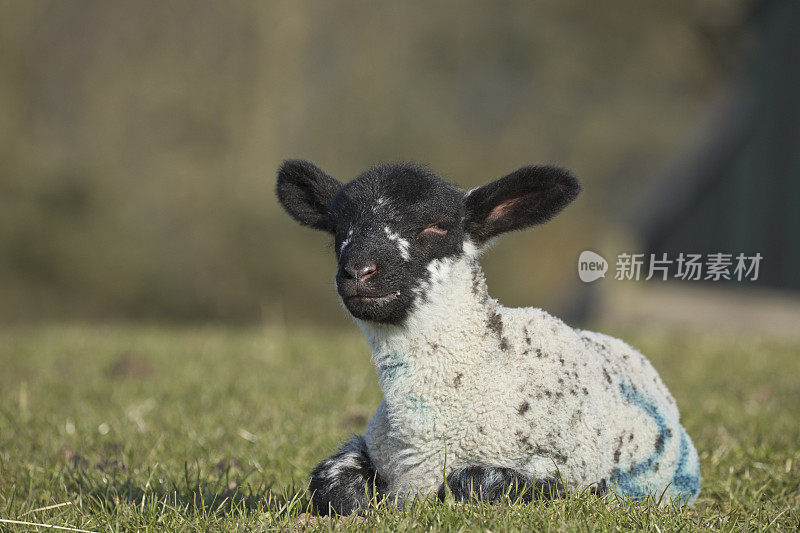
top-left (0, 323), bottom-right (798, 531)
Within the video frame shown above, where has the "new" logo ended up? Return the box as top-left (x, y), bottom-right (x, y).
top-left (578, 251), bottom-right (608, 283)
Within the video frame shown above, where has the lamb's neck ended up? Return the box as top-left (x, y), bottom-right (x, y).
top-left (357, 255), bottom-right (497, 373)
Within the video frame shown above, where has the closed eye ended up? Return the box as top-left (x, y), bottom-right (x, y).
top-left (419, 224), bottom-right (448, 237)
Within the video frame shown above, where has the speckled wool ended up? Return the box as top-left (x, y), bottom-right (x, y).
top-left (357, 252), bottom-right (701, 504)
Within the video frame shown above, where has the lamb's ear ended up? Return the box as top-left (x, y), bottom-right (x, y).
top-left (464, 165), bottom-right (581, 244)
top-left (276, 159), bottom-right (343, 233)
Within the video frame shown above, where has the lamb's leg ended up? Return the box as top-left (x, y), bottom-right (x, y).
top-left (437, 466), bottom-right (568, 503)
top-left (308, 435), bottom-right (386, 515)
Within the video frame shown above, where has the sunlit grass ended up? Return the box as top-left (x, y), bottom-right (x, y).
top-left (0, 323), bottom-right (798, 531)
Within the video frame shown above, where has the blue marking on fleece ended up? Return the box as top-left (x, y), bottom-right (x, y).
top-left (406, 394), bottom-right (431, 423)
top-left (671, 426), bottom-right (701, 500)
top-left (610, 380), bottom-right (670, 501)
top-left (377, 351), bottom-right (408, 383)
top-left (610, 381), bottom-right (700, 502)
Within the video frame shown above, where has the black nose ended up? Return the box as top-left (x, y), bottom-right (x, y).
top-left (343, 263), bottom-right (377, 281)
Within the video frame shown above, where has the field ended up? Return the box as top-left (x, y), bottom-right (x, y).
top-left (0, 323), bottom-right (798, 531)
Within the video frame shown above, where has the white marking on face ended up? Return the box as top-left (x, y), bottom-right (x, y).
top-left (384, 226), bottom-right (411, 261)
top-left (372, 197), bottom-right (388, 213)
top-left (340, 228), bottom-right (353, 254)
top-left (462, 239), bottom-right (479, 258)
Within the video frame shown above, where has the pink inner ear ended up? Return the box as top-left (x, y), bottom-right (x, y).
top-left (487, 196), bottom-right (525, 222)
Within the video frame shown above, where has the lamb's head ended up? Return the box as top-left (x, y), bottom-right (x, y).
top-left (276, 160), bottom-right (580, 324)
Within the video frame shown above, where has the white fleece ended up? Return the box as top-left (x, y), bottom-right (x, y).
top-left (356, 254), bottom-right (701, 504)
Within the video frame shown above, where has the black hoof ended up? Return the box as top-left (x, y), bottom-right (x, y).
top-left (308, 435), bottom-right (386, 515)
top-left (438, 465), bottom-right (565, 503)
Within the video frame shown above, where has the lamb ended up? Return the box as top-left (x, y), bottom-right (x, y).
top-left (275, 159), bottom-right (701, 515)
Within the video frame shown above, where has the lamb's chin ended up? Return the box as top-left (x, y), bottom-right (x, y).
top-left (342, 292), bottom-right (408, 323)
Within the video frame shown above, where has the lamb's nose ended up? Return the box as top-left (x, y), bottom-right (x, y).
top-left (344, 263), bottom-right (377, 281)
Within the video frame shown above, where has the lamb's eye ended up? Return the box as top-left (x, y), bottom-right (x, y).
top-left (420, 224), bottom-right (448, 237)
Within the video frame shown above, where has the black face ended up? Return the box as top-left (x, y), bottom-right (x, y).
top-left (329, 164), bottom-right (465, 322)
top-left (276, 159), bottom-right (581, 324)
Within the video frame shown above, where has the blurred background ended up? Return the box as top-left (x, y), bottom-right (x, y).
top-left (1, 0), bottom-right (798, 333)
